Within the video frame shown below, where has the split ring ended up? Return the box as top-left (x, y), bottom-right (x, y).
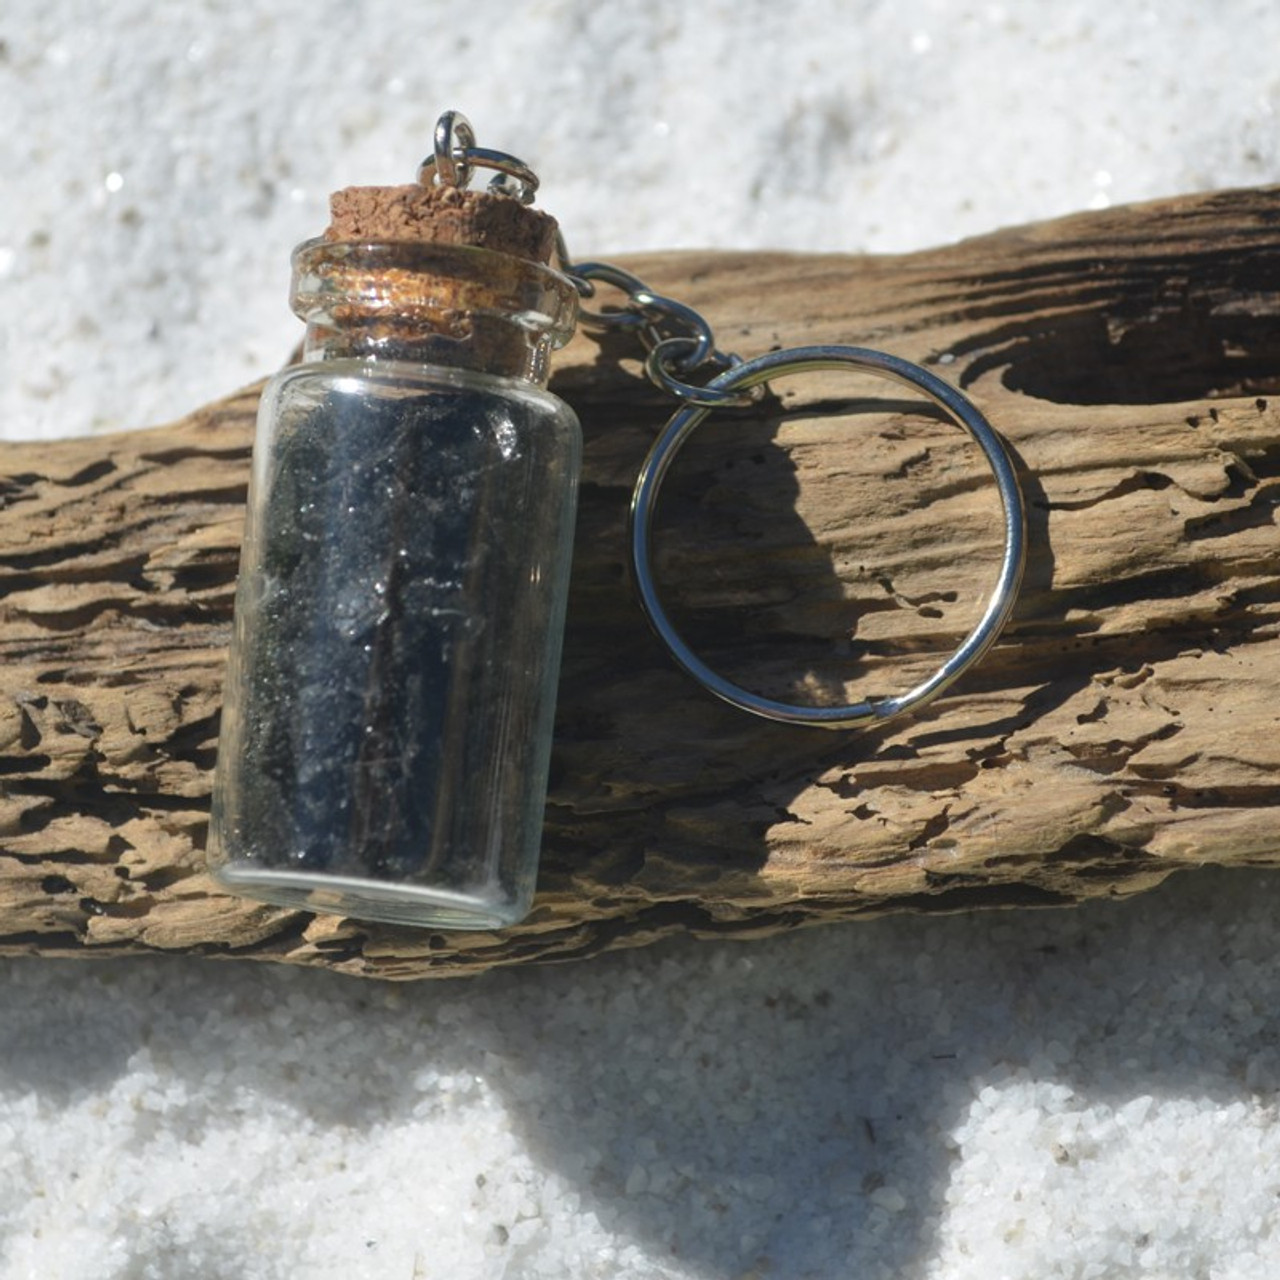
top-left (628, 345), bottom-right (1026, 729)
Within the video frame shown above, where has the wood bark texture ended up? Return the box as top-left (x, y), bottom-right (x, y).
top-left (2, 188), bottom-right (1278, 979)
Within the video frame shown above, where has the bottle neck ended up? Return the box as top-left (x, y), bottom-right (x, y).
top-left (290, 240), bottom-right (578, 385)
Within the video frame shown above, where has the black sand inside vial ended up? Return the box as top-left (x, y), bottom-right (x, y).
top-left (227, 370), bottom-right (568, 891)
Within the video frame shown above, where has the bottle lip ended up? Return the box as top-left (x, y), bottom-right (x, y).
top-left (290, 238), bottom-right (579, 348)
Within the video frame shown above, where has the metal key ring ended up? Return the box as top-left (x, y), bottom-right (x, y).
top-left (628, 344), bottom-right (1027, 729)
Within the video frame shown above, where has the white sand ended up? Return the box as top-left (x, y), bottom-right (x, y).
top-left (3, 1), bottom-right (1280, 1276)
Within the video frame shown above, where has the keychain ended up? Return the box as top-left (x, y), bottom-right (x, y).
top-left (207, 110), bottom-right (1026, 930)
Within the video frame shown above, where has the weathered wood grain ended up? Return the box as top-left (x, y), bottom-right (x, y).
top-left (2, 187), bottom-right (1278, 978)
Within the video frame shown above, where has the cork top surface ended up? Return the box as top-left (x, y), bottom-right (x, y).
top-left (325, 183), bottom-right (558, 265)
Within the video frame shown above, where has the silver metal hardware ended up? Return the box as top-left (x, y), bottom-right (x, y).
top-left (629, 346), bottom-right (1027, 728)
top-left (417, 109), bottom-right (540, 205)
top-left (556, 257), bottom-right (754, 409)
top-left (422, 110), bottom-right (1028, 729)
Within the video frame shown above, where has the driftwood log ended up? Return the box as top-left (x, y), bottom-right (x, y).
top-left (2, 189), bottom-right (1278, 979)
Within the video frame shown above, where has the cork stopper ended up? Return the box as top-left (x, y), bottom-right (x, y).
top-left (325, 182), bottom-right (558, 265)
top-left (301, 116), bottom-right (574, 379)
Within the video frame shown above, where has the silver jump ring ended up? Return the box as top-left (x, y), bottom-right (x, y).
top-left (428, 109), bottom-right (476, 189)
top-left (645, 339), bottom-right (755, 407)
top-left (418, 113), bottom-right (540, 204)
top-left (629, 345), bottom-right (1027, 729)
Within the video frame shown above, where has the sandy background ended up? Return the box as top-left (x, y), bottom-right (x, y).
top-left (3, 1), bottom-right (1280, 1276)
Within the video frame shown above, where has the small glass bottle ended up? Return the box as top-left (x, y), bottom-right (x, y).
top-left (208, 178), bottom-right (581, 929)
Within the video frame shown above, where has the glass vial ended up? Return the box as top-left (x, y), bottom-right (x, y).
top-left (209, 228), bottom-right (581, 929)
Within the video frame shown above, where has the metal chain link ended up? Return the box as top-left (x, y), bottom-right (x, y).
top-left (555, 242), bottom-right (756, 408)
